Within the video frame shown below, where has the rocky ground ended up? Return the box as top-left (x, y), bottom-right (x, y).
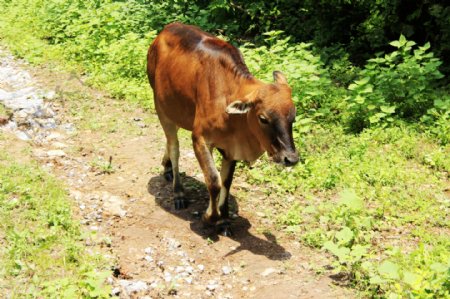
top-left (0, 48), bottom-right (354, 298)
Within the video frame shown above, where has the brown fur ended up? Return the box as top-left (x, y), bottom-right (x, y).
top-left (147, 23), bottom-right (298, 228)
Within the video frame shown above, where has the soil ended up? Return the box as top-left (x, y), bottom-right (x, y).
top-left (0, 48), bottom-right (355, 298)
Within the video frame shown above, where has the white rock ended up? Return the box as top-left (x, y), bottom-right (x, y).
top-left (15, 110), bottom-right (29, 119)
top-left (185, 266), bottom-right (194, 274)
top-left (3, 120), bottom-right (17, 130)
top-left (120, 280), bottom-right (148, 294)
top-left (111, 287), bottom-right (120, 296)
top-left (164, 271), bottom-right (172, 282)
top-left (222, 266), bottom-right (232, 275)
top-left (198, 264), bottom-right (205, 272)
top-left (47, 149), bottom-right (66, 157)
top-left (206, 280), bottom-right (218, 291)
top-left (44, 90), bottom-right (56, 100)
top-left (60, 123), bottom-right (76, 133)
top-left (102, 193), bottom-right (127, 218)
top-left (45, 132), bottom-right (64, 141)
top-left (166, 238), bottom-right (181, 250)
top-left (260, 267), bottom-right (277, 277)
top-left (144, 255), bottom-right (153, 263)
top-left (69, 190), bottom-right (83, 201)
top-left (15, 131), bottom-right (31, 141)
top-left (0, 90), bottom-right (12, 101)
top-left (144, 247), bottom-right (153, 255)
top-left (52, 141), bottom-right (67, 148)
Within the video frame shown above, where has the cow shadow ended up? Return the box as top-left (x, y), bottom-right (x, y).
top-left (147, 174), bottom-right (291, 261)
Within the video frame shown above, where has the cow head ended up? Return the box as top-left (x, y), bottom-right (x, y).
top-left (226, 71), bottom-right (299, 166)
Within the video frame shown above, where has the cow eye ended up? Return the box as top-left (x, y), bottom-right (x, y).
top-left (258, 115), bottom-right (269, 124)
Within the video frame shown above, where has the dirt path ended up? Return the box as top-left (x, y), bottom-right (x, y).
top-left (0, 48), bottom-right (354, 298)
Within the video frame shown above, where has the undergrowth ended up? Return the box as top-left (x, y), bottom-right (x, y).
top-left (0, 146), bottom-right (111, 298)
top-left (0, 1), bottom-right (449, 297)
top-left (244, 125), bottom-right (449, 297)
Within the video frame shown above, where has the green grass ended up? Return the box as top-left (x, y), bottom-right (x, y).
top-left (0, 146), bottom-right (111, 298)
top-left (0, 2), bottom-right (448, 297)
top-left (242, 124), bottom-right (450, 297)
top-left (0, 106), bottom-right (7, 118)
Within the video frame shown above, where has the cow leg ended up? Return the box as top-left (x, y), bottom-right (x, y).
top-left (160, 120), bottom-right (186, 209)
top-left (217, 158), bottom-right (236, 236)
top-left (162, 146), bottom-right (173, 182)
top-left (192, 134), bottom-right (222, 224)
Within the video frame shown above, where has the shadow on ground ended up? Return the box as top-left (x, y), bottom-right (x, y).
top-left (147, 174), bottom-right (291, 261)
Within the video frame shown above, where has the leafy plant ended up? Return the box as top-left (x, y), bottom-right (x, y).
top-left (346, 35), bottom-right (445, 132)
top-left (0, 151), bottom-right (111, 297)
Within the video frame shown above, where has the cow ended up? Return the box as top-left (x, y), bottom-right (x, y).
top-left (147, 22), bottom-right (299, 235)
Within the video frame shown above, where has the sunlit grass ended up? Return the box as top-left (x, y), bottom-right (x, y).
top-left (0, 144), bottom-right (111, 298)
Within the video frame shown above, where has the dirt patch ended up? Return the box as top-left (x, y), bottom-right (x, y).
top-left (0, 47), bottom-right (354, 298)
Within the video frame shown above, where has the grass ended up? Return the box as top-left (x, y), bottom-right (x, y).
top-left (0, 4), bottom-right (448, 297)
top-left (0, 104), bottom-right (8, 116)
top-left (0, 136), bottom-right (111, 298)
top-left (241, 124), bottom-right (450, 297)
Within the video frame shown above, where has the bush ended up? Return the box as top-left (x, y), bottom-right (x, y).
top-left (345, 35), bottom-right (445, 132)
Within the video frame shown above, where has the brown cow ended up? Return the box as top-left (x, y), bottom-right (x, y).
top-left (147, 22), bottom-right (298, 235)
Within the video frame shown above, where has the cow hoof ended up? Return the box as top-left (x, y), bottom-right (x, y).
top-left (174, 196), bottom-right (187, 209)
top-left (164, 170), bottom-right (173, 182)
top-left (217, 221), bottom-right (232, 237)
top-left (201, 213), bottom-right (219, 225)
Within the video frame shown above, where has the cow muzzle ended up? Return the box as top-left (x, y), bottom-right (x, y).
top-left (272, 150), bottom-right (299, 166)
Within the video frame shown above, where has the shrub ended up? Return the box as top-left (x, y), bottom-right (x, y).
top-left (345, 35), bottom-right (445, 132)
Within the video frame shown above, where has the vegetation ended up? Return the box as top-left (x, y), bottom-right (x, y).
top-left (0, 141), bottom-right (111, 298)
top-left (0, 0), bottom-right (448, 298)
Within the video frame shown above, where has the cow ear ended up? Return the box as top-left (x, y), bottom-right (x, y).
top-left (226, 101), bottom-right (253, 114)
top-left (273, 71), bottom-right (288, 85)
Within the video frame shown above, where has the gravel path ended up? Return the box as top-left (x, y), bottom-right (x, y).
top-left (0, 48), bottom-right (354, 299)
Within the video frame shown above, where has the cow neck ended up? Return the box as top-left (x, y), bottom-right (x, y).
top-left (234, 77), bottom-right (264, 102)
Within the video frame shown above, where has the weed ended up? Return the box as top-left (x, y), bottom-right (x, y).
top-left (0, 147), bottom-right (111, 297)
top-left (90, 156), bottom-right (115, 175)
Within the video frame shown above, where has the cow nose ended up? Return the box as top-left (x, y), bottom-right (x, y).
top-left (283, 152), bottom-right (299, 166)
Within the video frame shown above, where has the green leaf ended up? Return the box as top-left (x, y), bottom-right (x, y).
top-left (350, 244), bottom-right (368, 260)
top-left (380, 105), bottom-right (396, 114)
top-left (323, 241), bottom-right (350, 261)
top-left (402, 271), bottom-right (421, 289)
top-left (369, 275), bottom-right (385, 285)
top-left (303, 206), bottom-right (316, 213)
top-left (421, 42), bottom-right (431, 51)
top-left (406, 41), bottom-right (416, 48)
top-left (323, 240), bottom-right (338, 251)
top-left (378, 260), bottom-right (400, 280)
top-left (429, 262), bottom-right (447, 273)
top-left (348, 83), bottom-right (358, 91)
top-left (339, 189), bottom-right (363, 211)
top-left (399, 34), bottom-right (407, 46)
top-left (298, 118), bottom-right (313, 125)
top-left (354, 95), bottom-right (365, 104)
top-left (361, 84), bottom-right (373, 93)
top-left (369, 113), bottom-right (386, 124)
top-left (355, 77), bottom-right (370, 85)
top-left (335, 226), bottom-right (354, 244)
top-left (389, 41), bottom-right (401, 48)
